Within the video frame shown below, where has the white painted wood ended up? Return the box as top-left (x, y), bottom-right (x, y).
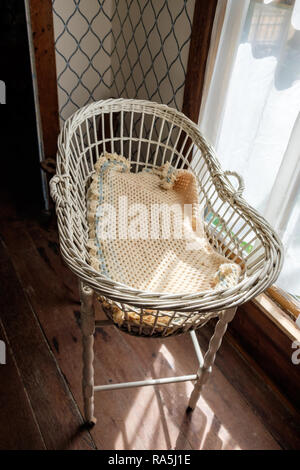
top-left (94, 374), bottom-right (198, 392)
top-left (188, 307), bottom-right (237, 410)
top-left (79, 282), bottom-right (97, 425)
top-left (189, 330), bottom-right (204, 368)
top-left (79, 291), bottom-right (236, 421)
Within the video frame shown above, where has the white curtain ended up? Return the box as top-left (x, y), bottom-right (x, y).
top-left (199, 0), bottom-right (300, 296)
top-left (199, 0), bottom-right (250, 146)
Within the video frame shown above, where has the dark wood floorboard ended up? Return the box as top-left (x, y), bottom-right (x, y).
top-left (0, 321), bottom-right (46, 450)
top-left (0, 199), bottom-right (299, 450)
top-left (199, 325), bottom-right (300, 450)
top-left (0, 234), bottom-right (96, 450)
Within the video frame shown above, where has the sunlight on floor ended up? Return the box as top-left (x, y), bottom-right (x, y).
top-left (112, 342), bottom-right (239, 450)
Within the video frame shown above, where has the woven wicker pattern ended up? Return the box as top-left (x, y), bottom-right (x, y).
top-left (50, 98), bottom-right (283, 337)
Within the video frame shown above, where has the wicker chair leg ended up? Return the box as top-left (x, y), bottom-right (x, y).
top-left (79, 282), bottom-right (97, 428)
top-left (187, 307), bottom-right (237, 412)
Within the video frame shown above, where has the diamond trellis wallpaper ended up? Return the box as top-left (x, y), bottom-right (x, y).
top-left (52, 0), bottom-right (195, 124)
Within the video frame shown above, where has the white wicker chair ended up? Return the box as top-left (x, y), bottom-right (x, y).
top-left (50, 98), bottom-right (283, 427)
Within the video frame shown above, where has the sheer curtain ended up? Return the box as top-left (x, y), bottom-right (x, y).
top-left (199, 0), bottom-right (250, 145)
top-left (199, 0), bottom-right (300, 296)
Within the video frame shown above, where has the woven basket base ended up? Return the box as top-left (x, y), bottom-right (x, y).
top-left (98, 296), bottom-right (219, 338)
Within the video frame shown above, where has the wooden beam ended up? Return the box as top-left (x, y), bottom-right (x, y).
top-left (28, 0), bottom-right (59, 159)
top-left (182, 0), bottom-right (218, 123)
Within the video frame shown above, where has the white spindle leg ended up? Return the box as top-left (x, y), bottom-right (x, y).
top-left (187, 307), bottom-right (237, 412)
top-left (80, 281), bottom-right (97, 427)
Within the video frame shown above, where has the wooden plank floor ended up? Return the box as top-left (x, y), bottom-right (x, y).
top-left (0, 197), bottom-right (299, 450)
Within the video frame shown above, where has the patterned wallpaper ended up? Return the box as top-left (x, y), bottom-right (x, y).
top-left (52, 0), bottom-right (195, 124)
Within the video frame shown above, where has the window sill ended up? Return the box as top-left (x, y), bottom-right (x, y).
top-left (253, 293), bottom-right (300, 343)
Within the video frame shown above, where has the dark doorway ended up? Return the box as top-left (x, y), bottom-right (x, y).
top-left (0, 0), bottom-right (45, 212)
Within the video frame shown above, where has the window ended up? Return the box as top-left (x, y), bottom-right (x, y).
top-left (200, 0), bottom-right (300, 307)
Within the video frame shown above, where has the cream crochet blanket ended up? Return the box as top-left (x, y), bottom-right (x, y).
top-left (87, 153), bottom-right (240, 295)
